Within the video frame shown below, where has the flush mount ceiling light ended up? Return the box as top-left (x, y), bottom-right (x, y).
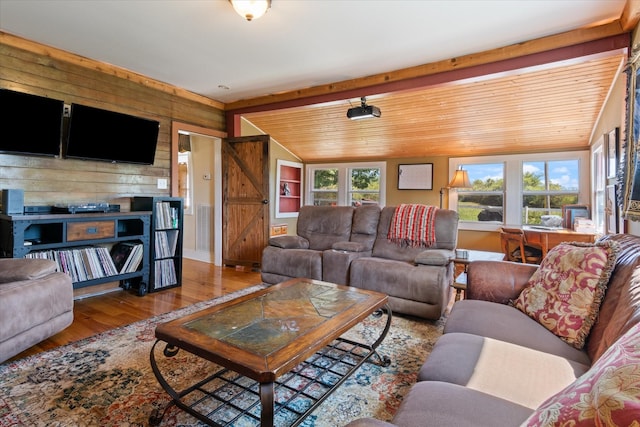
top-left (346, 97), bottom-right (381, 120)
top-left (229, 0), bottom-right (271, 21)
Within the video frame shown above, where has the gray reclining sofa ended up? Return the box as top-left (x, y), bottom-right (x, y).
top-left (261, 205), bottom-right (459, 320)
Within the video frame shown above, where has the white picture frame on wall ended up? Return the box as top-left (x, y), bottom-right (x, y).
top-left (398, 163), bottom-right (433, 190)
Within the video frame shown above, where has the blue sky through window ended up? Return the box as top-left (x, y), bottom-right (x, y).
top-left (464, 163), bottom-right (503, 189)
top-left (462, 160), bottom-right (578, 191)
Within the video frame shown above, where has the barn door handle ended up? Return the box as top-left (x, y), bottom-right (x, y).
top-left (262, 199), bottom-right (269, 204)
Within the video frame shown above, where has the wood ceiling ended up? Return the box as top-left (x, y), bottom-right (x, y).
top-left (232, 5), bottom-right (640, 164)
top-left (242, 52), bottom-right (626, 163)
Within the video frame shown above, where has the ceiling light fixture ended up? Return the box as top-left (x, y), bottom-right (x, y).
top-left (346, 97), bottom-right (381, 120)
top-left (229, 0), bottom-right (271, 21)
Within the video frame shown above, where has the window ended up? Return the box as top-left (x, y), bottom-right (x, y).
top-left (592, 142), bottom-right (606, 233)
top-left (306, 162), bottom-right (386, 207)
top-left (450, 151), bottom-right (589, 231)
top-left (309, 167), bottom-right (338, 206)
top-left (349, 167), bottom-right (381, 206)
top-left (522, 160), bottom-right (579, 224)
top-left (457, 163), bottom-right (505, 223)
top-left (178, 151), bottom-right (193, 214)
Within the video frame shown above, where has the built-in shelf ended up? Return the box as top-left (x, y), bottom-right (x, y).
top-left (276, 159), bottom-right (303, 218)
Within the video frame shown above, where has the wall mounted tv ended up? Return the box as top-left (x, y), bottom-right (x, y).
top-left (65, 103), bottom-right (160, 165)
top-left (0, 89), bottom-right (64, 157)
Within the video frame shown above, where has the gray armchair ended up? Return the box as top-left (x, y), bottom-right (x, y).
top-left (0, 258), bottom-right (74, 363)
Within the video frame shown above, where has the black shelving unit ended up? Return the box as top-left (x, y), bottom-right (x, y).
top-left (131, 197), bottom-right (183, 292)
top-left (0, 211), bottom-right (151, 292)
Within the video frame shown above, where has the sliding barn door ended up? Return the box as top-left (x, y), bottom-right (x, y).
top-left (222, 135), bottom-right (270, 267)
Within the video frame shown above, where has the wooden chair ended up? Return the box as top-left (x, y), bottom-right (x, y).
top-left (500, 227), bottom-right (542, 264)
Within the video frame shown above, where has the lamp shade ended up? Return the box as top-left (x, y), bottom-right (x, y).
top-left (448, 169), bottom-right (471, 189)
top-left (229, 0), bottom-right (271, 21)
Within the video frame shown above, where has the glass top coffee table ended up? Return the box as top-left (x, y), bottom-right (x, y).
top-left (149, 278), bottom-right (391, 427)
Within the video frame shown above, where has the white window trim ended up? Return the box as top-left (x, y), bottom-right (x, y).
top-left (449, 151), bottom-right (589, 232)
top-left (592, 142), bottom-right (606, 233)
top-left (305, 161), bottom-right (386, 207)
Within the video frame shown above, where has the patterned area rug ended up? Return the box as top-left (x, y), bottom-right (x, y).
top-left (0, 285), bottom-right (444, 426)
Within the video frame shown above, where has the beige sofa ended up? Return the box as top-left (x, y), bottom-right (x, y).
top-left (261, 205), bottom-right (459, 320)
top-left (346, 233), bottom-right (640, 426)
top-left (0, 258), bottom-right (74, 363)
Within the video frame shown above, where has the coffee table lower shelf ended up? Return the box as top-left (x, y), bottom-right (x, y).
top-left (149, 308), bottom-right (392, 427)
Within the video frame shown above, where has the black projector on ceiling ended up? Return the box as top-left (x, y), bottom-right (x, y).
top-left (346, 97), bottom-right (381, 120)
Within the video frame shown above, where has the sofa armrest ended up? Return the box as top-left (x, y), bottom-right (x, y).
top-left (268, 235), bottom-right (310, 249)
top-left (323, 248), bottom-right (372, 285)
top-left (414, 249), bottom-right (455, 266)
top-left (332, 241), bottom-right (369, 252)
top-left (0, 258), bottom-right (58, 283)
top-left (467, 260), bottom-right (538, 304)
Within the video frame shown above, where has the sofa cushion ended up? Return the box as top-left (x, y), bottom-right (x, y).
top-left (349, 256), bottom-right (452, 319)
top-left (418, 332), bottom-right (590, 409)
top-left (350, 257), bottom-right (447, 305)
top-left (349, 205), bottom-right (381, 250)
top-left (512, 241), bottom-right (618, 349)
top-left (389, 381), bottom-right (532, 427)
top-left (297, 205), bottom-right (354, 251)
top-left (0, 258), bottom-right (58, 282)
top-left (444, 299), bottom-right (591, 365)
top-left (522, 321), bottom-right (640, 426)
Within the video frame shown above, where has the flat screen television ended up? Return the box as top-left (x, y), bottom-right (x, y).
top-left (65, 103), bottom-right (159, 165)
top-left (0, 89), bottom-right (64, 157)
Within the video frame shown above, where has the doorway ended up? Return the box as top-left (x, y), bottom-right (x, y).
top-left (171, 122), bottom-right (226, 266)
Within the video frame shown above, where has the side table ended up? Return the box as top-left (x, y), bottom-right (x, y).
top-left (452, 249), bottom-right (505, 301)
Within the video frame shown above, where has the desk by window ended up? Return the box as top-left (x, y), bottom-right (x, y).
top-left (521, 226), bottom-right (599, 258)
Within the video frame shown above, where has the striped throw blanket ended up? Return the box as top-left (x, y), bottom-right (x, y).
top-left (387, 204), bottom-right (438, 247)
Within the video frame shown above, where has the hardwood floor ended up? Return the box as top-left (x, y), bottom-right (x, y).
top-left (10, 258), bottom-right (261, 362)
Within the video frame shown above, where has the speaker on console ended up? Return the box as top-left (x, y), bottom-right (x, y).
top-left (2, 189), bottom-right (24, 215)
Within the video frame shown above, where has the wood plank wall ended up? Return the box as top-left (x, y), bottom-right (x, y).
top-left (0, 41), bottom-right (225, 211)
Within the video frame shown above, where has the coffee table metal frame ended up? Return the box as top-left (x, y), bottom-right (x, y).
top-left (149, 279), bottom-right (392, 427)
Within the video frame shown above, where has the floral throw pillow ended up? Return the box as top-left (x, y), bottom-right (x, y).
top-left (512, 241), bottom-right (618, 349)
top-left (521, 321), bottom-right (640, 426)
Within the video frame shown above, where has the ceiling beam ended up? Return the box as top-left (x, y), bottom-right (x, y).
top-left (225, 21), bottom-right (633, 113)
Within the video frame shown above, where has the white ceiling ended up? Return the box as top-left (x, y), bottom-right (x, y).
top-left (0, 0), bottom-right (627, 104)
